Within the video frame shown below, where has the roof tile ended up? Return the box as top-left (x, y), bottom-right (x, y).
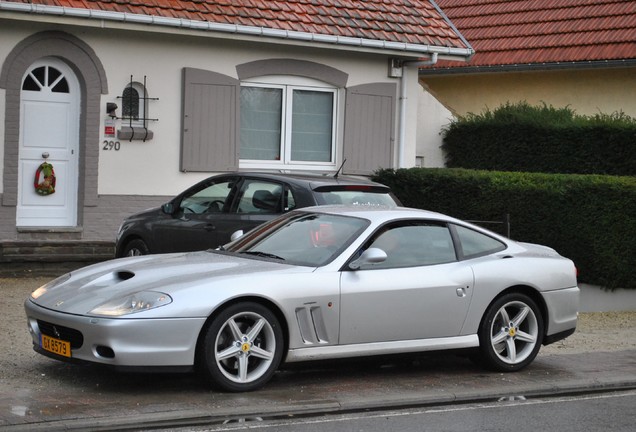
top-left (4, 0), bottom-right (470, 50)
top-left (431, 0), bottom-right (636, 68)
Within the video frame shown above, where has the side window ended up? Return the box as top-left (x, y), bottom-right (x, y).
top-left (360, 222), bottom-right (456, 269)
top-left (179, 180), bottom-right (235, 214)
top-left (236, 180), bottom-right (284, 214)
top-left (454, 225), bottom-right (506, 259)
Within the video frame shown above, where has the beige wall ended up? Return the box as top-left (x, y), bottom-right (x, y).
top-left (421, 68), bottom-right (636, 118)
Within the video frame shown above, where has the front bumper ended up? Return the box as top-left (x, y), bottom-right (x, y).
top-left (25, 299), bottom-right (206, 367)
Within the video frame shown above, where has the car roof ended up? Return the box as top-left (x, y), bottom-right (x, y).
top-left (235, 171), bottom-right (391, 190)
top-left (293, 205), bottom-right (510, 242)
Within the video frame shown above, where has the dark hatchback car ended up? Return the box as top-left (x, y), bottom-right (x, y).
top-left (115, 172), bottom-right (400, 257)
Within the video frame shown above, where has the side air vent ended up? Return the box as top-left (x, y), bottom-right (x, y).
top-left (295, 306), bottom-right (330, 345)
top-left (86, 271), bottom-right (136, 288)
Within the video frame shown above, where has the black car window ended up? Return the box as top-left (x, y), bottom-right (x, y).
top-left (236, 180), bottom-right (285, 214)
top-left (358, 222), bottom-right (457, 270)
top-left (179, 179), bottom-right (235, 214)
top-left (453, 224), bottom-right (506, 259)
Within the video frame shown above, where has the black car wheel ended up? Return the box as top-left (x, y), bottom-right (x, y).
top-left (199, 302), bottom-right (283, 392)
top-left (477, 292), bottom-right (544, 372)
top-left (122, 239), bottom-right (150, 257)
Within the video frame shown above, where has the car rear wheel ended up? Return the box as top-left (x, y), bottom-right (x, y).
top-left (477, 293), bottom-right (543, 372)
top-left (122, 239), bottom-right (149, 257)
top-left (199, 302), bottom-right (283, 392)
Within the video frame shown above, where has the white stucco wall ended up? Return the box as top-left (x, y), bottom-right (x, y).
top-left (416, 85), bottom-right (454, 168)
top-left (93, 34), bottom-right (409, 194)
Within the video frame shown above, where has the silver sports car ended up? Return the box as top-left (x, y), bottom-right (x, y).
top-left (25, 206), bottom-right (579, 392)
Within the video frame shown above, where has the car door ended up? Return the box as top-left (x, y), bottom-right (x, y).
top-left (339, 221), bottom-right (474, 345)
top-left (152, 176), bottom-right (240, 252)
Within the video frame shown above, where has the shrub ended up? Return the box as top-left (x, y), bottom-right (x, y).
top-left (442, 102), bottom-right (636, 176)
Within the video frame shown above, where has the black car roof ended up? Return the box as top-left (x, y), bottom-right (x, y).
top-left (235, 171), bottom-right (391, 190)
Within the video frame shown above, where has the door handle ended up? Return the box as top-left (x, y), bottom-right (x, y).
top-left (204, 224), bottom-right (216, 231)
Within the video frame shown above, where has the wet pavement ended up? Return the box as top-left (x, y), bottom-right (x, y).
top-left (1, 274), bottom-right (635, 431)
top-left (2, 349), bottom-right (635, 431)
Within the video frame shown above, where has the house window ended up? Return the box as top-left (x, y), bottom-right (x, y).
top-left (121, 82), bottom-right (146, 126)
top-left (22, 65), bottom-right (69, 93)
top-left (240, 80), bottom-right (336, 168)
top-left (118, 80), bottom-right (155, 141)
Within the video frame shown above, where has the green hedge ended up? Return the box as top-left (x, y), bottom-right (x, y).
top-left (442, 103), bottom-right (636, 176)
top-left (373, 168), bottom-right (636, 290)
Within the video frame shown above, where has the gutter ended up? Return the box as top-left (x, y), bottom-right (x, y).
top-left (397, 53), bottom-right (439, 168)
top-left (0, 1), bottom-right (474, 59)
top-left (420, 59), bottom-right (636, 76)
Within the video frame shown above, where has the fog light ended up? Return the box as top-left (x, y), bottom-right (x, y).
top-left (95, 345), bottom-right (115, 358)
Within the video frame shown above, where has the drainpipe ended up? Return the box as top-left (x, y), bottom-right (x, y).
top-left (397, 53), bottom-right (438, 168)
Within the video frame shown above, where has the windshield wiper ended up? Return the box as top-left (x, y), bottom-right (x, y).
top-left (241, 251), bottom-right (285, 260)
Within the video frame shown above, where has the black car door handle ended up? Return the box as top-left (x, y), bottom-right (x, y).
top-left (204, 224), bottom-right (216, 231)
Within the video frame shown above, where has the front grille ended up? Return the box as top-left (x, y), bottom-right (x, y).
top-left (37, 320), bottom-right (84, 349)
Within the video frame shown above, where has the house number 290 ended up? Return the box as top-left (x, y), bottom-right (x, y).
top-left (102, 140), bottom-right (121, 151)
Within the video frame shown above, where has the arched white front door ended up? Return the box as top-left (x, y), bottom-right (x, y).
top-left (17, 58), bottom-right (80, 227)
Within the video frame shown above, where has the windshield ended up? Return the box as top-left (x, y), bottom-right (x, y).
top-left (225, 212), bottom-right (370, 267)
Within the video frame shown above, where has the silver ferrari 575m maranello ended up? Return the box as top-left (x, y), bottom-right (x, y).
top-left (25, 206), bottom-right (579, 392)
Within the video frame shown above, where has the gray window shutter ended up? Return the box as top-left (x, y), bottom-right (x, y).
top-left (342, 83), bottom-right (396, 175)
top-left (181, 68), bottom-right (239, 172)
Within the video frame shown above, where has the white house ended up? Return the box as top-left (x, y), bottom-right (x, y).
top-left (0, 0), bottom-right (473, 256)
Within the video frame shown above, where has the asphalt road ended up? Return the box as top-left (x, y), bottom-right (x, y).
top-left (156, 390), bottom-right (636, 432)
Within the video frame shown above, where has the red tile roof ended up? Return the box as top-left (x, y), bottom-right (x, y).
top-left (429, 0), bottom-right (636, 71)
top-left (1, 0), bottom-right (472, 52)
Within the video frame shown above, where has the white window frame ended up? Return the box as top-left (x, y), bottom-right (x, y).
top-left (240, 76), bottom-right (339, 171)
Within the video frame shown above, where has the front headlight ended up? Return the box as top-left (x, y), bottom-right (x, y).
top-left (89, 291), bottom-right (172, 316)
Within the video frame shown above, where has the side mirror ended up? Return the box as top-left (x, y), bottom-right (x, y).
top-left (230, 230), bottom-right (244, 242)
top-left (348, 247), bottom-right (387, 270)
top-left (161, 203), bottom-right (174, 215)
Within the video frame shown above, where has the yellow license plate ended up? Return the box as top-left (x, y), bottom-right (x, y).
top-left (41, 334), bottom-right (71, 358)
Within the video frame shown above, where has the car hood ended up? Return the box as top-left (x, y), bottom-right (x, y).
top-left (30, 251), bottom-right (307, 315)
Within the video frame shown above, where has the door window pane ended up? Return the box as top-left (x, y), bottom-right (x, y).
top-left (240, 87), bottom-right (282, 160)
top-left (361, 223), bottom-right (456, 269)
top-left (179, 180), bottom-right (235, 214)
top-left (236, 180), bottom-right (284, 214)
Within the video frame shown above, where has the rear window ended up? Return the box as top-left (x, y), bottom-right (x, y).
top-left (314, 189), bottom-right (398, 207)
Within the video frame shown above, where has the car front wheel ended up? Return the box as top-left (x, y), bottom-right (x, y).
top-left (477, 293), bottom-right (544, 372)
top-left (121, 239), bottom-right (149, 257)
top-left (199, 302), bottom-right (283, 392)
